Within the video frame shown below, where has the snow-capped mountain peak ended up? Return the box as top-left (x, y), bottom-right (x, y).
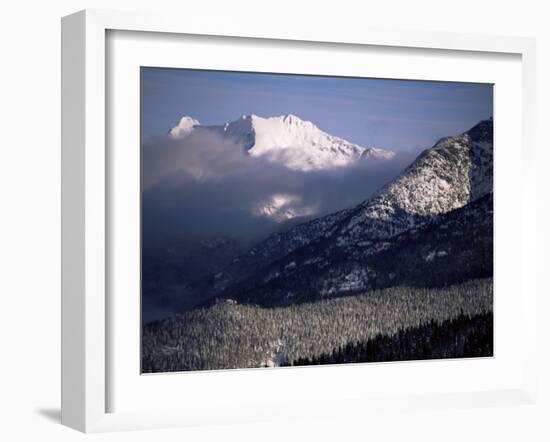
top-left (168, 113), bottom-right (395, 171)
top-left (169, 116), bottom-right (201, 138)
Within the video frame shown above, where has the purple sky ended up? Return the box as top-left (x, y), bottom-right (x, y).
top-left (141, 67), bottom-right (493, 153)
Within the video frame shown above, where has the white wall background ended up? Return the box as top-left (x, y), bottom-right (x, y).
top-left (0, 1), bottom-right (548, 440)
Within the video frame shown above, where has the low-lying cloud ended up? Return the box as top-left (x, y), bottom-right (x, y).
top-left (142, 130), bottom-right (420, 246)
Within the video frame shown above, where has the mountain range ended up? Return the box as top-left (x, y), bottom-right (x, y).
top-left (204, 118), bottom-right (494, 306)
top-left (142, 113), bottom-right (494, 371)
top-left (169, 113), bottom-right (396, 172)
top-left (143, 116), bottom-right (493, 320)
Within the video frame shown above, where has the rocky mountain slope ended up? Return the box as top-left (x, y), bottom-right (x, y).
top-left (209, 119), bottom-right (493, 305)
top-left (221, 193), bottom-right (493, 307)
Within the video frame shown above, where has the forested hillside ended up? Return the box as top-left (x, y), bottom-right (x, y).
top-left (283, 312), bottom-right (493, 366)
top-left (142, 278), bottom-right (492, 373)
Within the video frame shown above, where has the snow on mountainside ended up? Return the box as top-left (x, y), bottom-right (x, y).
top-left (169, 116), bottom-right (200, 138)
top-left (338, 118), bottom-right (493, 245)
top-left (210, 119), bottom-right (493, 301)
top-left (169, 113), bottom-right (395, 171)
top-left (225, 193), bottom-right (493, 307)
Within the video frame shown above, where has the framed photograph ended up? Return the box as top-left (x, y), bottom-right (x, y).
top-left (61, 9), bottom-right (538, 432)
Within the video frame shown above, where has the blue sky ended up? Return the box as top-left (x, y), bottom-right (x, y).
top-left (141, 67), bottom-right (493, 152)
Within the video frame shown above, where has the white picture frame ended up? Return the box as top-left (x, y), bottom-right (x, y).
top-left (61, 9), bottom-right (538, 433)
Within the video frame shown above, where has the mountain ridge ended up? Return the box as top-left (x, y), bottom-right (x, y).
top-left (208, 118), bottom-right (493, 304)
top-left (218, 192), bottom-right (493, 307)
top-left (169, 113), bottom-right (396, 171)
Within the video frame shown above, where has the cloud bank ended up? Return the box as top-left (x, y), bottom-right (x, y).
top-left (141, 129), bottom-right (419, 246)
